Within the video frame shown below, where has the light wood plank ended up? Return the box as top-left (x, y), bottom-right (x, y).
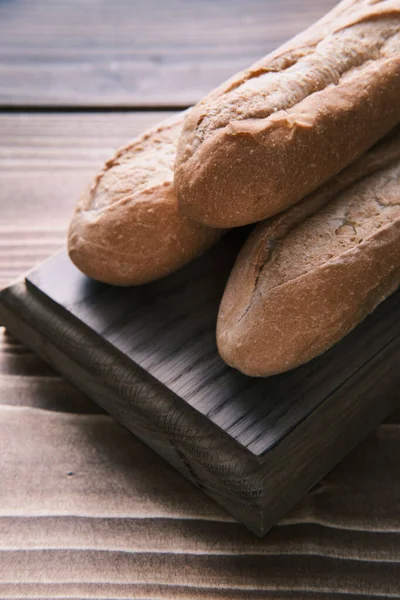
top-left (0, 548), bottom-right (399, 593)
top-left (2, 515), bottom-right (400, 560)
top-left (0, 0), bottom-right (337, 107)
top-left (1, 406), bottom-right (400, 528)
top-left (0, 374), bottom-right (103, 414)
top-left (0, 585), bottom-right (395, 600)
top-left (0, 406), bottom-right (229, 521)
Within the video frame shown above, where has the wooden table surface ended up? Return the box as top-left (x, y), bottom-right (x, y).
top-left (1, 0), bottom-right (400, 597)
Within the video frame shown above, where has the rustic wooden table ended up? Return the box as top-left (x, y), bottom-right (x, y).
top-left (1, 0), bottom-right (400, 597)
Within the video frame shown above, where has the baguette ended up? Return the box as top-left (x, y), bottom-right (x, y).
top-left (217, 126), bottom-right (400, 377)
top-left (175, 0), bottom-right (400, 228)
top-left (68, 112), bottom-right (224, 286)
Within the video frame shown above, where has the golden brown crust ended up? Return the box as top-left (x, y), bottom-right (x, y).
top-left (175, 0), bottom-right (400, 227)
top-left (68, 112), bottom-right (224, 286)
top-left (217, 127), bottom-right (400, 376)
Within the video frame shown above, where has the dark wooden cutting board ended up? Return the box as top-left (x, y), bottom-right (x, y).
top-left (1, 230), bottom-right (399, 536)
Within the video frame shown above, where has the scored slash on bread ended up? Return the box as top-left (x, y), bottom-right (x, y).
top-left (175, 0), bottom-right (400, 228)
top-left (68, 111), bottom-right (224, 286)
top-left (217, 126), bottom-right (400, 377)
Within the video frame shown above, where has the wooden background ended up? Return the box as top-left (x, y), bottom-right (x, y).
top-left (1, 0), bottom-right (400, 596)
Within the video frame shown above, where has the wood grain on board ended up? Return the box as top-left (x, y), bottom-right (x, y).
top-left (0, 0), bottom-right (337, 107)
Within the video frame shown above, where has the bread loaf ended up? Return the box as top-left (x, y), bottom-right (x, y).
top-left (175, 0), bottom-right (400, 228)
top-left (217, 126), bottom-right (400, 377)
top-left (68, 112), bottom-right (224, 286)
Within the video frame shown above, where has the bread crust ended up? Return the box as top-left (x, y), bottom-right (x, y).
top-left (175, 0), bottom-right (400, 227)
top-left (68, 112), bottom-right (224, 286)
top-left (217, 127), bottom-right (400, 376)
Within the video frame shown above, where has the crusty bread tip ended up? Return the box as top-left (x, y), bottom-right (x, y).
top-left (68, 112), bottom-right (224, 286)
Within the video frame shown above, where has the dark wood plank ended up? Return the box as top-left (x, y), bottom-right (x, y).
top-left (0, 0), bottom-right (337, 107)
top-left (24, 249), bottom-right (400, 457)
top-left (0, 376), bottom-right (103, 414)
top-left (1, 246), bottom-right (399, 534)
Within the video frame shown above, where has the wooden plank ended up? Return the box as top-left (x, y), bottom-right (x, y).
top-left (1, 548), bottom-right (400, 590)
top-left (0, 329), bottom-right (103, 413)
top-left (0, 112), bottom-right (173, 288)
top-left (1, 406), bottom-right (400, 595)
top-left (2, 515), bottom-right (400, 558)
top-left (0, 0), bottom-right (337, 107)
top-left (0, 406), bottom-right (230, 521)
top-left (0, 375), bottom-right (103, 414)
top-left (0, 588), bottom-right (398, 600)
